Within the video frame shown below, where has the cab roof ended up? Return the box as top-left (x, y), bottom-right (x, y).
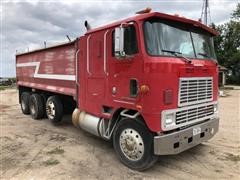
top-left (86, 12), bottom-right (218, 36)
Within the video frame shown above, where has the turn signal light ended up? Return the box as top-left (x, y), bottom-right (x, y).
top-left (140, 85), bottom-right (150, 94)
top-left (164, 89), bottom-right (173, 105)
top-left (136, 105), bottom-right (142, 111)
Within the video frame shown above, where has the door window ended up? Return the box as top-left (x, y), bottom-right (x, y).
top-left (112, 25), bottom-right (138, 56)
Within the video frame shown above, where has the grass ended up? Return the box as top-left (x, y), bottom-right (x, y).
top-left (47, 147), bottom-right (65, 155)
top-left (225, 153), bottom-right (240, 162)
top-left (43, 158), bottom-right (60, 166)
top-left (0, 85), bottom-right (16, 91)
top-left (0, 86), bottom-right (6, 91)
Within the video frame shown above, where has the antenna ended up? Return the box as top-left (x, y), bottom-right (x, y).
top-left (66, 35), bottom-right (71, 42)
top-left (200, 0), bottom-right (211, 25)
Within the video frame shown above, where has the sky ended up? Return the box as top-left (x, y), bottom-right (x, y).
top-left (0, 0), bottom-right (239, 77)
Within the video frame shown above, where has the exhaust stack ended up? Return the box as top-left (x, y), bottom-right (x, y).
top-left (84, 20), bottom-right (91, 31)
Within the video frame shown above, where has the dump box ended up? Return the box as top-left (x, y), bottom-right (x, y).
top-left (16, 41), bottom-right (77, 97)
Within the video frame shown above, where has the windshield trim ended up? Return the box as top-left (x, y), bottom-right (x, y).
top-left (142, 19), bottom-right (217, 61)
top-left (190, 31), bottom-right (197, 58)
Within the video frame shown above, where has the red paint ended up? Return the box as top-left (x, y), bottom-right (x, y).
top-left (16, 12), bottom-right (218, 133)
top-left (16, 42), bottom-right (77, 97)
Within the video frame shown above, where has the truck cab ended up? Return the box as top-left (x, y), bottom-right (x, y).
top-left (72, 11), bottom-right (219, 170)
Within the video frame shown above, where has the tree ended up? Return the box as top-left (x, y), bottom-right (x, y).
top-left (232, 3), bottom-right (240, 20)
top-left (212, 3), bottom-right (240, 85)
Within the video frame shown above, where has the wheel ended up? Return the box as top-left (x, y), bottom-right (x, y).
top-left (113, 118), bottom-right (158, 171)
top-left (20, 92), bottom-right (30, 114)
top-left (46, 96), bottom-right (63, 123)
top-left (40, 94), bottom-right (47, 117)
top-left (29, 93), bottom-right (44, 119)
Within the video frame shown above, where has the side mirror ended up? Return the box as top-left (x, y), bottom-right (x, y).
top-left (114, 27), bottom-right (125, 58)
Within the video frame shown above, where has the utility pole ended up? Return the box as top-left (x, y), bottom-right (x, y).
top-left (201, 0), bottom-right (211, 25)
top-left (204, 0), bottom-right (208, 25)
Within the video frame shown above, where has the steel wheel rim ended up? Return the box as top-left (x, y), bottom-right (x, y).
top-left (119, 128), bottom-right (144, 161)
top-left (46, 101), bottom-right (55, 119)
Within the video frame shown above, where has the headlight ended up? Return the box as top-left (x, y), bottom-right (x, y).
top-left (163, 112), bottom-right (176, 127)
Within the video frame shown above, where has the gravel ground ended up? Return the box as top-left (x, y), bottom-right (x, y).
top-left (0, 88), bottom-right (239, 180)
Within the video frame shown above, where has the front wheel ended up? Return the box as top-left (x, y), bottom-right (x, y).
top-left (113, 118), bottom-right (158, 171)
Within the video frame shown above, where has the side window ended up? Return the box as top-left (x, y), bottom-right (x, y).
top-left (124, 25), bottom-right (138, 55)
top-left (112, 25), bottom-right (138, 56)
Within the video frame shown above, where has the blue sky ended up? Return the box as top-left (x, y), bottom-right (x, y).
top-left (1, 0), bottom-right (239, 77)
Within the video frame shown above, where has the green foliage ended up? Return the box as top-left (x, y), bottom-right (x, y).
top-left (232, 3), bottom-right (240, 20)
top-left (43, 158), bottom-right (60, 166)
top-left (47, 147), bottom-right (65, 155)
top-left (8, 78), bottom-right (16, 83)
top-left (0, 86), bottom-right (6, 91)
top-left (212, 3), bottom-right (240, 85)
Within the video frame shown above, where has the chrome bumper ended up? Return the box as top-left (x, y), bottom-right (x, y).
top-left (154, 117), bottom-right (219, 155)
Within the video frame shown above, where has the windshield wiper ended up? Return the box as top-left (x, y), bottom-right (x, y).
top-left (161, 49), bottom-right (192, 63)
top-left (198, 53), bottom-right (218, 64)
top-left (198, 53), bottom-right (210, 58)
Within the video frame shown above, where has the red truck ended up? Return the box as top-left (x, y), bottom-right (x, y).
top-left (16, 10), bottom-right (219, 171)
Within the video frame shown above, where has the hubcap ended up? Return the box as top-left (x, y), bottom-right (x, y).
top-left (46, 101), bottom-right (55, 119)
top-left (119, 128), bottom-right (144, 161)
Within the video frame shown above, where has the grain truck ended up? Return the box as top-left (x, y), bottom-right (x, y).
top-left (16, 10), bottom-right (219, 170)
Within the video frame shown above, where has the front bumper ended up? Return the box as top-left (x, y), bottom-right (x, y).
top-left (154, 117), bottom-right (219, 155)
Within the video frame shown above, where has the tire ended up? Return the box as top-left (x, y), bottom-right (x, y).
top-left (29, 93), bottom-right (44, 119)
top-left (20, 92), bottom-right (30, 114)
top-left (40, 94), bottom-right (47, 118)
top-left (113, 118), bottom-right (158, 171)
top-left (46, 96), bottom-right (63, 123)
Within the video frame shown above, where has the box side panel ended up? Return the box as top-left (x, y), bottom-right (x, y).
top-left (16, 43), bottom-right (77, 97)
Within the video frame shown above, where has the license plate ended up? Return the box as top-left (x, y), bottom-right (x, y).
top-left (193, 127), bottom-right (201, 136)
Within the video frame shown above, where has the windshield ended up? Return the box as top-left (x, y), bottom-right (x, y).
top-left (143, 19), bottom-right (216, 60)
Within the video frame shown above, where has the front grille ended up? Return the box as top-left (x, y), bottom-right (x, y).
top-left (176, 104), bottom-right (214, 125)
top-left (179, 77), bottom-right (213, 107)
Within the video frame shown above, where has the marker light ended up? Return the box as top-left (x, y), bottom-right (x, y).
top-left (136, 7), bottom-right (152, 14)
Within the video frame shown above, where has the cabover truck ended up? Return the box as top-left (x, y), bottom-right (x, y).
top-left (16, 10), bottom-right (219, 171)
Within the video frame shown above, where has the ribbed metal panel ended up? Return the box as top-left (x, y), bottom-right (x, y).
top-left (178, 77), bottom-right (213, 107)
top-left (176, 104), bottom-right (214, 125)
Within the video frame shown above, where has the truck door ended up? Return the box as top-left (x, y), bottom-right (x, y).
top-left (109, 24), bottom-right (142, 105)
top-left (85, 31), bottom-right (109, 110)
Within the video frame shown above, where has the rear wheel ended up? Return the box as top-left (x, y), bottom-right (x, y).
top-left (46, 96), bottom-right (63, 123)
top-left (29, 93), bottom-right (44, 119)
top-left (20, 92), bottom-right (30, 114)
top-left (113, 118), bottom-right (158, 171)
top-left (40, 93), bottom-right (47, 117)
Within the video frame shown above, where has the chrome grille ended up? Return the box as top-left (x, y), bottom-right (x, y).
top-left (176, 104), bottom-right (214, 125)
top-left (179, 77), bottom-right (213, 107)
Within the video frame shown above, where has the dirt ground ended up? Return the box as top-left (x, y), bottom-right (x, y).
top-left (0, 88), bottom-right (239, 180)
